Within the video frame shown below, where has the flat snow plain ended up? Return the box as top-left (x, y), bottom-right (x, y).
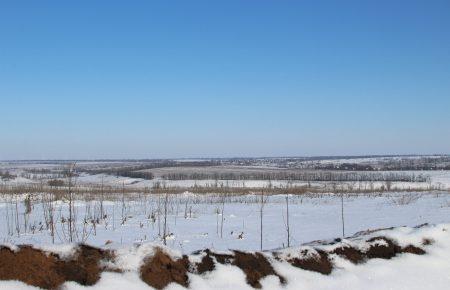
top-left (1, 192), bottom-right (449, 253)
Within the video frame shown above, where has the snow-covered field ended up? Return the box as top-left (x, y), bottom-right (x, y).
top-left (2, 171), bottom-right (450, 194)
top-left (1, 158), bottom-right (450, 289)
top-left (1, 222), bottom-right (449, 290)
top-left (77, 171), bottom-right (450, 190)
top-left (2, 158), bottom-right (450, 191)
top-left (1, 192), bottom-right (449, 253)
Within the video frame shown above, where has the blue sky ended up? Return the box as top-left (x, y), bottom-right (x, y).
top-left (1, 0), bottom-right (449, 159)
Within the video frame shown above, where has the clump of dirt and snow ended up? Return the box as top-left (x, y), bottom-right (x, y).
top-left (0, 244), bottom-right (113, 289)
top-left (0, 223), bottom-right (449, 290)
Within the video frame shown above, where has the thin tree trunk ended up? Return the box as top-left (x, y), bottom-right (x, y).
top-left (341, 192), bottom-right (345, 238)
top-left (158, 195), bottom-right (161, 236)
top-left (100, 177), bottom-right (104, 219)
top-left (286, 194), bottom-right (290, 247)
top-left (68, 182), bottom-right (72, 242)
top-left (163, 193), bottom-right (168, 245)
top-left (121, 182), bottom-right (125, 224)
top-left (220, 195), bottom-right (225, 239)
top-left (260, 190), bottom-right (264, 251)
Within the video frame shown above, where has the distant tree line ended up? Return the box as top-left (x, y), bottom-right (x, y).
top-left (219, 156), bottom-right (450, 171)
top-left (318, 163), bottom-right (376, 171)
top-left (161, 171), bottom-right (429, 182)
top-left (116, 171), bottom-right (154, 180)
top-left (24, 168), bottom-right (53, 174)
top-left (314, 160), bottom-right (450, 171)
top-left (86, 160), bottom-right (221, 180)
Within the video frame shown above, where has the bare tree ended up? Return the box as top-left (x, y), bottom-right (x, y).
top-left (23, 194), bottom-right (32, 232)
top-left (14, 196), bottom-right (20, 237)
top-left (220, 194), bottom-right (225, 239)
top-left (184, 197), bottom-right (189, 219)
top-left (5, 195), bottom-right (12, 236)
top-left (100, 176), bottom-right (105, 219)
top-left (158, 195), bottom-right (162, 236)
top-left (121, 181), bottom-right (126, 225)
top-left (42, 192), bottom-right (55, 243)
top-left (215, 206), bottom-right (220, 236)
top-left (259, 190), bottom-right (266, 251)
top-left (112, 201), bottom-right (116, 231)
top-left (285, 194), bottom-right (290, 247)
top-left (50, 193), bottom-right (55, 243)
top-left (66, 162), bottom-right (76, 243)
top-left (341, 192), bottom-right (345, 238)
top-left (163, 193), bottom-right (169, 245)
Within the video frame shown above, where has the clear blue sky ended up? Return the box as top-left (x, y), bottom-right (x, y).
top-left (1, 0), bottom-right (449, 159)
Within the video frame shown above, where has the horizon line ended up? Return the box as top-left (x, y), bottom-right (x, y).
top-left (1, 153), bottom-right (449, 163)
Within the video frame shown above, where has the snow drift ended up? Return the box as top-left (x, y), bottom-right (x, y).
top-left (0, 223), bottom-right (449, 290)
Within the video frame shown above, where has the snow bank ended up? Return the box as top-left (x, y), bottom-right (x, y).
top-left (0, 223), bottom-right (449, 290)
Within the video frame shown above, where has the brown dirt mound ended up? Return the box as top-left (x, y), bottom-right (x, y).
top-left (191, 250), bottom-right (284, 288)
top-left (332, 238), bottom-right (426, 264)
top-left (0, 246), bottom-right (63, 289)
top-left (401, 245), bottom-right (426, 255)
top-left (192, 250), bottom-right (216, 274)
top-left (190, 249), bottom-right (234, 274)
top-left (287, 249), bottom-right (333, 275)
top-left (140, 249), bottom-right (189, 290)
top-left (232, 251), bottom-right (285, 288)
top-left (209, 250), bottom-right (234, 264)
top-left (364, 237), bottom-right (427, 259)
top-left (0, 245), bottom-right (112, 289)
top-left (58, 244), bottom-right (113, 286)
top-left (332, 246), bottom-right (365, 264)
top-left (365, 237), bottom-right (402, 259)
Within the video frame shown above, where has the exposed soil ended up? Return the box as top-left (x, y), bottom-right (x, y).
top-left (191, 249), bottom-right (285, 288)
top-left (331, 238), bottom-right (426, 265)
top-left (0, 246), bottom-right (64, 289)
top-left (332, 246), bottom-right (365, 264)
top-left (401, 245), bottom-right (426, 255)
top-left (286, 249), bottom-right (333, 275)
top-left (232, 251), bottom-right (285, 288)
top-left (58, 244), bottom-right (113, 286)
top-left (192, 250), bottom-right (217, 274)
top-left (208, 250), bottom-right (234, 265)
top-left (0, 245), bottom-right (113, 289)
top-left (140, 249), bottom-right (189, 290)
top-left (365, 237), bottom-right (402, 259)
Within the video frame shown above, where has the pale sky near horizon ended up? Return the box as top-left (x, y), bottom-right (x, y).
top-left (1, 1), bottom-right (449, 160)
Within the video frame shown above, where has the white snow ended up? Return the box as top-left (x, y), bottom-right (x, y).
top-left (1, 192), bottom-right (449, 253)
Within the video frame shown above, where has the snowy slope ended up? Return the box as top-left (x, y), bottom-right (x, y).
top-left (0, 223), bottom-right (449, 290)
